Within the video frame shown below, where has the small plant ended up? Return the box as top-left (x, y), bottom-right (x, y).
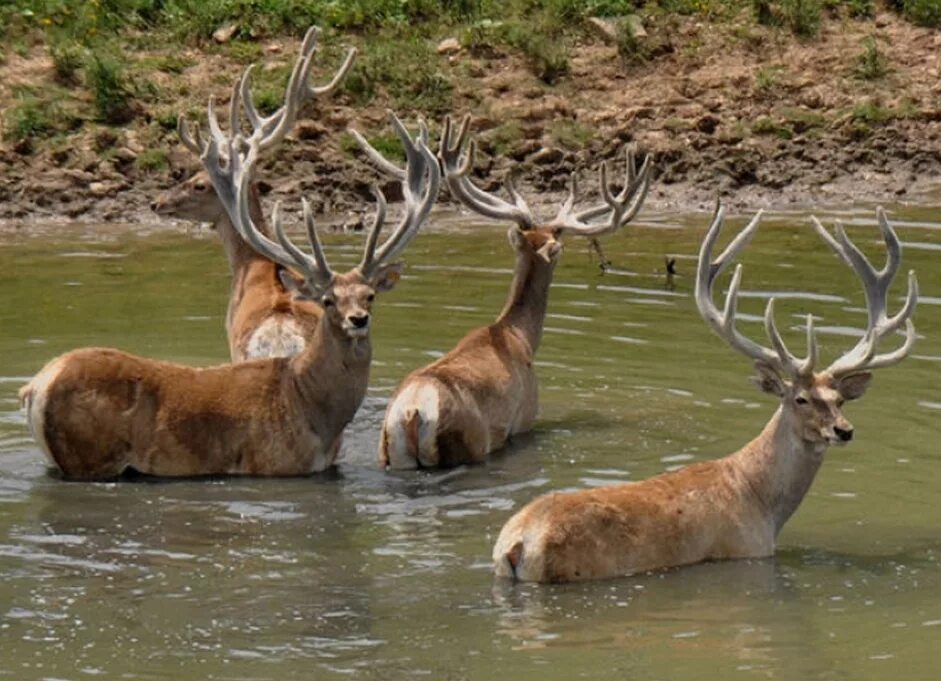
top-left (87, 52), bottom-right (136, 124)
top-left (752, 116), bottom-right (794, 139)
top-left (486, 120), bottom-right (524, 156)
top-left (3, 93), bottom-right (53, 149)
top-left (615, 17), bottom-right (647, 66)
top-left (854, 36), bottom-right (889, 80)
top-left (549, 119), bottom-right (595, 149)
top-left (782, 0), bottom-right (821, 38)
top-left (500, 21), bottom-right (570, 84)
top-left (903, 0), bottom-right (941, 27)
top-left (49, 42), bottom-right (84, 86)
top-left (135, 148), bottom-right (169, 173)
top-left (846, 0), bottom-right (875, 18)
top-left (755, 65), bottom-right (784, 95)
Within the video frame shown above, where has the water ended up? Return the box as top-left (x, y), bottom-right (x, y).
top-left (0, 206), bottom-right (939, 680)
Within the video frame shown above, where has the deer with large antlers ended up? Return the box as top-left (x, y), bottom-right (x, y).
top-left (18, 91), bottom-right (440, 479)
top-left (376, 117), bottom-right (651, 469)
top-left (492, 206), bottom-right (918, 582)
top-left (152, 26), bottom-right (356, 362)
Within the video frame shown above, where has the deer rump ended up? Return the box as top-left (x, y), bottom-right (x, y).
top-left (380, 325), bottom-right (538, 468)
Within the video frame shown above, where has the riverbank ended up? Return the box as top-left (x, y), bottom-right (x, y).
top-left (1, 2), bottom-right (939, 225)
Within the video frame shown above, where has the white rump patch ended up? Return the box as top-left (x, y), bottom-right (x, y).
top-left (22, 357), bottom-right (66, 468)
top-left (245, 317), bottom-right (306, 360)
top-left (382, 382), bottom-right (441, 469)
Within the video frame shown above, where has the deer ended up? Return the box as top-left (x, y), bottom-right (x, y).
top-left (376, 116), bottom-right (652, 469)
top-left (17, 73), bottom-right (441, 480)
top-left (492, 205), bottom-right (918, 582)
top-left (151, 26), bottom-right (356, 362)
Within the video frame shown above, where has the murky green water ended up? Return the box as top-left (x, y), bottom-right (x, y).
top-left (0, 205), bottom-right (939, 680)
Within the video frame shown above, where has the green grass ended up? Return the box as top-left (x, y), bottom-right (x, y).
top-left (853, 36), bottom-right (889, 80)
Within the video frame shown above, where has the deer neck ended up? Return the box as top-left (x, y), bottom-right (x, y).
top-left (496, 252), bottom-right (556, 352)
top-left (216, 183), bottom-right (272, 277)
top-left (288, 315), bottom-right (372, 433)
top-left (731, 407), bottom-right (828, 536)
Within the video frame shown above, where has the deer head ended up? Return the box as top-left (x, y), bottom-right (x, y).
top-left (696, 205), bottom-right (918, 447)
top-left (187, 31), bottom-right (438, 341)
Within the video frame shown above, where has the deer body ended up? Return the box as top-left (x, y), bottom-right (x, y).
top-left (381, 229), bottom-right (556, 467)
top-left (493, 405), bottom-right (830, 582)
top-left (20, 306), bottom-right (369, 479)
top-left (376, 117), bottom-right (651, 469)
top-left (493, 206), bottom-right (917, 582)
top-left (19, 33), bottom-right (440, 481)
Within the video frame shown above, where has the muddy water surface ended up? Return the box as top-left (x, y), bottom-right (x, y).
top-left (0, 206), bottom-right (939, 680)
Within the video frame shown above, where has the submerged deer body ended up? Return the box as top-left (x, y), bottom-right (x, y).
top-left (152, 27), bottom-right (355, 362)
top-left (493, 207), bottom-right (917, 582)
top-left (18, 47), bottom-right (440, 479)
top-left (379, 117), bottom-right (651, 469)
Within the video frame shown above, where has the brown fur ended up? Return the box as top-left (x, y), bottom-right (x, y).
top-left (22, 270), bottom-right (394, 480)
top-left (379, 228), bottom-right (560, 468)
top-left (152, 172), bottom-right (322, 362)
top-left (492, 370), bottom-right (873, 582)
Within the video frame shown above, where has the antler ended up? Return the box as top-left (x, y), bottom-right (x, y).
top-left (438, 116), bottom-right (651, 241)
top-left (695, 204), bottom-right (818, 379)
top-left (811, 208), bottom-right (918, 377)
top-left (353, 112), bottom-right (442, 280)
top-left (179, 25), bottom-right (356, 160)
top-left (544, 146), bottom-right (652, 236)
top-left (439, 115), bottom-right (537, 230)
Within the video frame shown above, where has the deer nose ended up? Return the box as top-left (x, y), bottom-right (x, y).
top-left (350, 314), bottom-right (370, 329)
top-left (834, 426), bottom-right (854, 442)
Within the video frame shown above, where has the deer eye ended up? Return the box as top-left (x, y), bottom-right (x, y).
top-left (795, 396), bottom-right (809, 405)
top-left (194, 183), bottom-right (207, 192)
top-left (367, 293), bottom-right (375, 303)
top-left (322, 298), bottom-right (335, 308)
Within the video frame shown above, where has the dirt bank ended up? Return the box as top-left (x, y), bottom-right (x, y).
top-left (1, 9), bottom-right (940, 227)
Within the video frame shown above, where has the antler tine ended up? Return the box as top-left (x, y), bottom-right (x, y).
top-left (358, 187), bottom-right (388, 277)
top-left (438, 116), bottom-right (536, 230)
top-left (548, 146), bottom-right (652, 237)
top-left (695, 205), bottom-right (804, 374)
top-left (177, 114), bottom-right (204, 155)
top-left (367, 118), bottom-right (442, 270)
top-left (817, 208), bottom-right (919, 377)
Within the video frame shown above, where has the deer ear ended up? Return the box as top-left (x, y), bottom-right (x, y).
top-left (278, 267), bottom-right (317, 300)
top-left (507, 227), bottom-right (526, 250)
top-left (370, 262), bottom-right (403, 293)
top-left (837, 372), bottom-right (872, 401)
top-left (752, 360), bottom-right (786, 397)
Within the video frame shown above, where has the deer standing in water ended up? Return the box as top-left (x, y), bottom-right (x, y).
top-left (18, 71), bottom-right (440, 479)
top-left (151, 26), bottom-right (356, 362)
top-left (377, 117), bottom-right (651, 469)
top-left (492, 206), bottom-right (917, 582)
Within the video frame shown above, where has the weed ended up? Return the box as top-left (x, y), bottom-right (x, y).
top-left (3, 93), bottom-right (54, 147)
top-left (854, 36), bottom-right (889, 80)
top-left (86, 52), bottom-right (136, 124)
top-left (755, 65), bottom-right (784, 95)
top-left (779, 106), bottom-right (827, 132)
top-left (343, 36), bottom-right (453, 115)
top-left (153, 54), bottom-right (196, 74)
top-left (752, 116), bottom-right (794, 139)
top-left (549, 119), bottom-right (595, 149)
top-left (615, 17), bottom-right (647, 66)
top-left (500, 21), bottom-right (570, 84)
top-left (49, 42), bottom-right (84, 86)
top-left (135, 148), bottom-right (169, 173)
top-left (903, 0), bottom-right (941, 27)
top-left (486, 120), bottom-right (525, 156)
top-left (782, 0), bottom-right (821, 38)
